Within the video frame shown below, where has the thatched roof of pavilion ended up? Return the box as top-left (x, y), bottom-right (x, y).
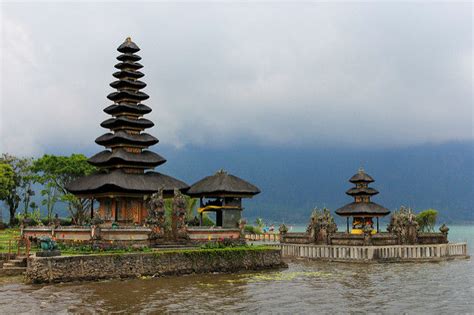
top-left (335, 202), bottom-right (390, 217)
top-left (66, 169), bottom-right (188, 197)
top-left (187, 169), bottom-right (260, 198)
top-left (349, 168), bottom-right (375, 183)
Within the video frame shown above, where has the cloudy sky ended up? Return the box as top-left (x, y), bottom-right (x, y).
top-left (1, 2), bottom-right (472, 156)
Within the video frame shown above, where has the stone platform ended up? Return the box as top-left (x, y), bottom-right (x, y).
top-left (25, 247), bottom-right (286, 284)
top-left (276, 242), bottom-right (468, 262)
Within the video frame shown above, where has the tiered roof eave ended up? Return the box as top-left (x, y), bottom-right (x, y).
top-left (66, 37), bottom-right (189, 196)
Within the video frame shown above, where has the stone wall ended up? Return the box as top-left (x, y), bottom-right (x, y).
top-left (22, 226), bottom-right (152, 243)
top-left (25, 248), bottom-right (286, 284)
top-left (280, 242), bottom-right (469, 262)
top-left (417, 233), bottom-right (448, 244)
top-left (283, 231), bottom-right (446, 246)
top-left (187, 228), bottom-right (241, 242)
top-left (280, 233), bottom-right (311, 244)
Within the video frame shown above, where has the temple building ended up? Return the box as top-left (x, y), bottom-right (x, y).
top-left (335, 168), bottom-right (390, 234)
top-left (67, 38), bottom-right (188, 225)
top-left (187, 170), bottom-right (260, 228)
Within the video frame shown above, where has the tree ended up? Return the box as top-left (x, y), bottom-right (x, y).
top-left (0, 154), bottom-right (35, 225)
top-left (416, 209), bottom-right (438, 232)
top-left (0, 163), bottom-right (15, 200)
top-left (0, 163), bottom-right (15, 223)
top-left (21, 162), bottom-right (35, 216)
top-left (163, 195), bottom-right (198, 225)
top-left (40, 182), bottom-right (59, 222)
top-left (32, 154), bottom-right (96, 225)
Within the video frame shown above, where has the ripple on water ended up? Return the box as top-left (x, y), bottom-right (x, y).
top-left (0, 258), bottom-right (472, 313)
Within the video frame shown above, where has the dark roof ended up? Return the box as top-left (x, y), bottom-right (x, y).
top-left (335, 202), bottom-right (390, 216)
top-left (110, 79), bottom-right (146, 90)
top-left (103, 104), bottom-right (152, 116)
top-left (117, 53), bottom-right (141, 62)
top-left (346, 187), bottom-right (379, 196)
top-left (187, 169), bottom-right (260, 197)
top-left (107, 90), bottom-right (149, 102)
top-left (117, 37), bottom-right (140, 53)
top-left (95, 131), bottom-right (158, 147)
top-left (66, 169), bottom-right (188, 196)
top-left (112, 70), bottom-right (144, 79)
top-left (68, 38), bottom-right (187, 200)
top-left (88, 149), bottom-right (166, 168)
top-left (349, 168), bottom-right (374, 183)
top-left (100, 117), bottom-right (154, 130)
top-left (114, 61), bottom-right (143, 71)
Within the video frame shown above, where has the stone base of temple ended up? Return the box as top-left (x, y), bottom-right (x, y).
top-left (278, 242), bottom-right (469, 262)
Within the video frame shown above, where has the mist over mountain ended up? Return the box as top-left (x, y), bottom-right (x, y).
top-left (23, 140), bottom-right (471, 226)
top-left (162, 141), bottom-right (474, 224)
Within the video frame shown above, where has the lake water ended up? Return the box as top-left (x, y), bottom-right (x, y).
top-left (0, 225), bottom-right (472, 314)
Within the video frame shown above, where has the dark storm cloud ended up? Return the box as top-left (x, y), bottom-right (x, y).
top-left (1, 2), bottom-right (471, 155)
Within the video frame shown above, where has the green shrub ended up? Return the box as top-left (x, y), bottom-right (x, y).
top-left (201, 214), bottom-right (215, 227)
top-left (244, 225), bottom-right (262, 234)
top-left (416, 209), bottom-right (438, 232)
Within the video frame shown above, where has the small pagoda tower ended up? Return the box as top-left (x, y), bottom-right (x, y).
top-left (187, 170), bottom-right (260, 228)
top-left (335, 168), bottom-right (390, 234)
top-left (67, 37), bottom-right (188, 225)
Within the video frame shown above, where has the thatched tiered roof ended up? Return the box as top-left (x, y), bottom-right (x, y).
top-left (336, 168), bottom-right (389, 217)
top-left (66, 38), bottom-right (188, 197)
top-left (187, 170), bottom-right (260, 198)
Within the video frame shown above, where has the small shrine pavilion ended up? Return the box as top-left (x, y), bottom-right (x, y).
top-left (67, 38), bottom-right (188, 225)
top-left (186, 170), bottom-right (260, 228)
top-left (335, 168), bottom-right (390, 234)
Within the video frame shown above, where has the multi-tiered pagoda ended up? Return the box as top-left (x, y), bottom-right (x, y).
top-left (67, 37), bottom-right (188, 224)
top-left (335, 168), bottom-right (390, 234)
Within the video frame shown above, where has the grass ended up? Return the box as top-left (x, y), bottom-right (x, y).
top-left (58, 245), bottom-right (276, 257)
top-left (0, 229), bottom-right (21, 253)
top-left (0, 228), bottom-right (20, 241)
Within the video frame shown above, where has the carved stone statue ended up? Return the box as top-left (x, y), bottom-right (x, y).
top-left (307, 208), bottom-right (338, 245)
top-left (238, 219), bottom-right (247, 238)
top-left (439, 224), bottom-right (449, 243)
top-left (146, 189), bottom-right (166, 239)
top-left (387, 206), bottom-right (419, 244)
top-left (172, 189), bottom-right (188, 240)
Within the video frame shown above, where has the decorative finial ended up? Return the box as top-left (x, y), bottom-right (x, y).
top-left (126, 37), bottom-right (131, 42)
top-left (358, 167), bottom-right (364, 173)
top-left (216, 169), bottom-right (227, 175)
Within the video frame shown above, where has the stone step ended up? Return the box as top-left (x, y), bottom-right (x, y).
top-left (0, 267), bottom-right (26, 276)
top-left (2, 266), bottom-right (26, 270)
top-left (2, 259), bottom-right (26, 268)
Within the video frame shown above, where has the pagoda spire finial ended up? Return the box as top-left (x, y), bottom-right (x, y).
top-left (216, 169), bottom-right (227, 175)
top-left (126, 36), bottom-right (132, 42)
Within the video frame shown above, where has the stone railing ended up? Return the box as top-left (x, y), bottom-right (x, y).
top-left (281, 231), bottom-right (448, 246)
top-left (22, 226), bottom-right (152, 243)
top-left (278, 242), bottom-right (468, 262)
top-left (187, 228), bottom-right (241, 241)
top-left (245, 233), bottom-right (280, 242)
